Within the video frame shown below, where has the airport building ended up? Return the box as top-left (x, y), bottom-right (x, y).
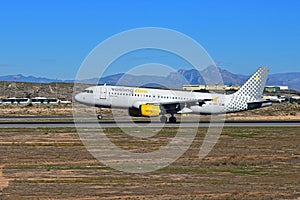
top-left (183, 84), bottom-right (290, 93)
top-left (183, 84), bottom-right (240, 92)
top-left (264, 86), bottom-right (289, 93)
top-left (182, 84), bottom-right (206, 91)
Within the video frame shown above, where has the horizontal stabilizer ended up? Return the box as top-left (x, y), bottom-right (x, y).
top-left (247, 100), bottom-right (272, 110)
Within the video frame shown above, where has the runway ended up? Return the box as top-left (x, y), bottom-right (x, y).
top-left (1, 119), bottom-right (300, 128)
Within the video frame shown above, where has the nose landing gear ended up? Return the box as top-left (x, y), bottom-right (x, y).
top-left (97, 108), bottom-right (103, 120)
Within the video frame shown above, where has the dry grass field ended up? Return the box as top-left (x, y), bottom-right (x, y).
top-left (0, 100), bottom-right (299, 199)
top-left (0, 127), bottom-right (299, 199)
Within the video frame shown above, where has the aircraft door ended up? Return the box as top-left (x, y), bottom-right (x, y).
top-left (100, 87), bottom-right (107, 99)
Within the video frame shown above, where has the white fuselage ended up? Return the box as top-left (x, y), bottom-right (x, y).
top-left (75, 85), bottom-right (239, 114)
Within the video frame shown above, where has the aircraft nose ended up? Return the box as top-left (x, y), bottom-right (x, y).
top-left (74, 93), bottom-right (84, 103)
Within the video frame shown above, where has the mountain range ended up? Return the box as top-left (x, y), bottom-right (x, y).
top-left (1, 67), bottom-right (299, 91)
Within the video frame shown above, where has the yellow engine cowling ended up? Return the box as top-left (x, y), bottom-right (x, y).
top-left (139, 104), bottom-right (161, 117)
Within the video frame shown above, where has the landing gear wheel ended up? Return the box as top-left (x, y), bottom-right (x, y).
top-left (97, 108), bottom-right (103, 120)
top-left (169, 116), bottom-right (177, 123)
top-left (160, 115), bottom-right (167, 123)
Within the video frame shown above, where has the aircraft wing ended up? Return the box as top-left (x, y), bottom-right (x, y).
top-left (132, 99), bottom-right (212, 114)
top-left (160, 99), bottom-right (211, 114)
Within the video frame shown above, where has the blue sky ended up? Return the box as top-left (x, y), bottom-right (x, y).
top-left (0, 0), bottom-right (299, 79)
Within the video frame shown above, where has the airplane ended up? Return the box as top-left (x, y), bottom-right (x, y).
top-left (74, 67), bottom-right (272, 123)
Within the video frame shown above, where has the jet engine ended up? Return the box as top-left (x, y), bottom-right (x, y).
top-left (128, 107), bottom-right (140, 117)
top-left (128, 104), bottom-right (161, 117)
top-left (140, 104), bottom-right (161, 117)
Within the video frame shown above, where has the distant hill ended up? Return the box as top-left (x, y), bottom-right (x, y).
top-left (97, 67), bottom-right (300, 91)
top-left (0, 74), bottom-right (59, 83)
top-left (1, 67), bottom-right (299, 91)
top-left (0, 74), bottom-right (73, 83)
top-left (268, 72), bottom-right (300, 91)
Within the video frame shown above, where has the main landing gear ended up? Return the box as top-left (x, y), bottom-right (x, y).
top-left (169, 115), bottom-right (177, 123)
top-left (160, 115), bottom-right (167, 123)
top-left (160, 115), bottom-right (177, 123)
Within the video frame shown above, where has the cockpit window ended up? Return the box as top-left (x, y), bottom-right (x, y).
top-left (82, 90), bottom-right (93, 93)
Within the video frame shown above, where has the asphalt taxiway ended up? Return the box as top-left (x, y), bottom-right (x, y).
top-left (0, 119), bottom-right (300, 128)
